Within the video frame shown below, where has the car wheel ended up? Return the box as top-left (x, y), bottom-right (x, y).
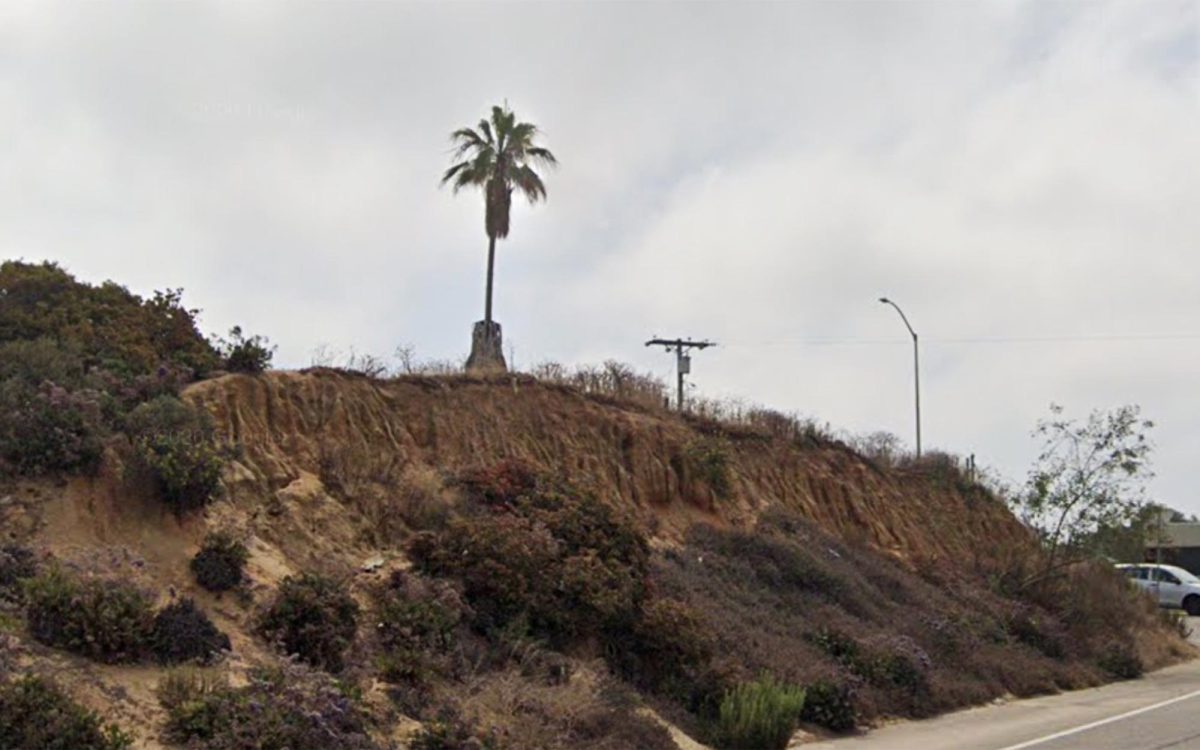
top-left (1184, 596), bottom-right (1200, 617)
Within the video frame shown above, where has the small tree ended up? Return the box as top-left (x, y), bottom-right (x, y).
top-left (1014, 404), bottom-right (1153, 585)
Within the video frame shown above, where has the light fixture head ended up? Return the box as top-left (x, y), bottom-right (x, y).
top-left (879, 297), bottom-right (890, 304)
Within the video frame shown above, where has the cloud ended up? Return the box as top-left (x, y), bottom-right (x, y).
top-left (1, 0), bottom-right (1197, 508)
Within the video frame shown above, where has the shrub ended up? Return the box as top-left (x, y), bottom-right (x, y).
top-left (710, 676), bottom-right (806, 750)
top-left (191, 532), bottom-right (249, 592)
top-left (215, 326), bottom-right (275, 374)
top-left (799, 680), bottom-right (856, 732)
top-left (806, 628), bottom-right (929, 691)
top-left (1006, 608), bottom-right (1066, 659)
top-left (0, 338), bottom-right (86, 387)
top-left (0, 546), bottom-right (37, 603)
top-left (610, 597), bottom-right (714, 698)
top-left (409, 515), bottom-right (561, 634)
top-left (456, 458), bottom-right (539, 507)
top-left (0, 675), bottom-right (133, 750)
top-left (258, 573), bottom-right (360, 672)
top-left (806, 626), bottom-right (861, 664)
top-left (375, 571), bottom-right (464, 683)
top-left (0, 263), bottom-right (222, 480)
top-left (126, 395), bottom-right (225, 513)
top-left (1098, 642), bottom-right (1143, 680)
top-left (133, 432), bottom-right (224, 513)
top-left (159, 663), bottom-right (381, 749)
top-left (685, 437), bottom-right (733, 499)
top-left (411, 464), bottom-right (649, 645)
top-left (151, 599), bottom-right (231, 665)
top-left (0, 261), bottom-right (218, 377)
top-left (24, 568), bottom-right (154, 663)
top-left (0, 380), bottom-right (105, 475)
top-left (123, 394), bottom-right (210, 438)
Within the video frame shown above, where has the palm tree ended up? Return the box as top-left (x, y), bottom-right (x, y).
top-left (441, 104), bottom-right (557, 333)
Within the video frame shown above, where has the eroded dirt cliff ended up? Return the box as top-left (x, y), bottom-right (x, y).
top-left (185, 369), bottom-right (1031, 568)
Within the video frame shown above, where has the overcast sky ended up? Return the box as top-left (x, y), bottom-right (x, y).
top-left (2, 1), bottom-right (1197, 511)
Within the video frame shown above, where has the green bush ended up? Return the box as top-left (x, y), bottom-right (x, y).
top-left (258, 573), bottom-right (360, 672)
top-left (123, 394), bottom-right (210, 438)
top-left (867, 649), bottom-right (927, 690)
top-left (0, 261), bottom-right (218, 376)
top-left (685, 437), bottom-right (733, 499)
top-left (151, 599), bottom-right (231, 665)
top-left (0, 263), bottom-right (223, 480)
top-left (806, 628), bottom-right (929, 691)
top-left (126, 396), bottom-right (224, 513)
top-left (0, 675), bottom-right (132, 750)
top-left (375, 571), bottom-right (464, 683)
top-left (133, 432), bottom-right (224, 513)
top-left (0, 546), bottom-right (37, 603)
top-left (191, 532), bottom-right (249, 592)
top-left (799, 680), bottom-right (856, 732)
top-left (710, 676), bottom-right (806, 750)
top-left (806, 626), bottom-right (861, 664)
top-left (0, 380), bottom-right (105, 475)
top-left (410, 464), bottom-right (649, 646)
top-left (610, 597), bottom-right (715, 698)
top-left (24, 568), bottom-right (154, 663)
top-left (1098, 642), bottom-right (1143, 680)
top-left (1006, 608), bottom-right (1066, 659)
top-left (159, 663), bottom-right (381, 749)
top-left (216, 326), bottom-right (275, 374)
top-left (0, 338), bottom-right (86, 387)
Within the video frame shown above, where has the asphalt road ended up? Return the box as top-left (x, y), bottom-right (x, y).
top-left (801, 617), bottom-right (1200, 750)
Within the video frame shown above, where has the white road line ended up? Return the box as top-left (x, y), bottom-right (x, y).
top-left (994, 688), bottom-right (1200, 750)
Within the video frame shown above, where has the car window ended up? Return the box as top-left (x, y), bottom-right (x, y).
top-left (1121, 567), bottom-right (1140, 579)
top-left (1150, 568), bottom-right (1181, 584)
top-left (1176, 569), bottom-right (1200, 585)
top-left (1134, 567), bottom-right (1150, 580)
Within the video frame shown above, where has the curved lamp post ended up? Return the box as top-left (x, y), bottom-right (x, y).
top-left (879, 297), bottom-right (921, 458)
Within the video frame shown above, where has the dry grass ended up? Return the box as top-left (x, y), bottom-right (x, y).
top-left (457, 666), bottom-right (677, 750)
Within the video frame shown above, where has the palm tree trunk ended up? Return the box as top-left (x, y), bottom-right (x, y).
top-left (484, 233), bottom-right (496, 328)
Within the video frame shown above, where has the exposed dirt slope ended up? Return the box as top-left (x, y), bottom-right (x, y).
top-left (5, 370), bottom-right (1184, 749)
top-left (185, 370), bottom-right (1030, 567)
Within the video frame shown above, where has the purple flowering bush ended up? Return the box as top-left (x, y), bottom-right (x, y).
top-left (159, 662), bottom-right (386, 749)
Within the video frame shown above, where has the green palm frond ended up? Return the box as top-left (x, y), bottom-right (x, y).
top-left (510, 164), bottom-right (547, 203)
top-left (442, 103), bottom-right (557, 234)
top-left (525, 146), bottom-right (558, 169)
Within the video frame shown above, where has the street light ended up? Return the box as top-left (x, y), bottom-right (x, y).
top-left (879, 297), bottom-right (921, 458)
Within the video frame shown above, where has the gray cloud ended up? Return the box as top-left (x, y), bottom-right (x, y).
top-left (2, 0), bottom-right (1197, 509)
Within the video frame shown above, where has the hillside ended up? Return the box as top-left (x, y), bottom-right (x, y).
top-left (186, 369), bottom-right (1030, 566)
top-left (2, 367), bottom-right (1190, 749)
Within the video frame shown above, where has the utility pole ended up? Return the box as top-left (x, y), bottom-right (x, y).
top-left (645, 337), bottom-right (716, 411)
top-left (879, 297), bottom-right (921, 458)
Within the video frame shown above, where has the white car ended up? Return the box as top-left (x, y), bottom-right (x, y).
top-left (1116, 563), bottom-right (1200, 616)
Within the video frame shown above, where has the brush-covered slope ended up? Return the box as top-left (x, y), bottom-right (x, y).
top-left (1, 369), bottom-right (1190, 750)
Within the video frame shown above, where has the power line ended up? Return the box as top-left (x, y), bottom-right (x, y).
top-left (722, 333), bottom-right (1200, 348)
